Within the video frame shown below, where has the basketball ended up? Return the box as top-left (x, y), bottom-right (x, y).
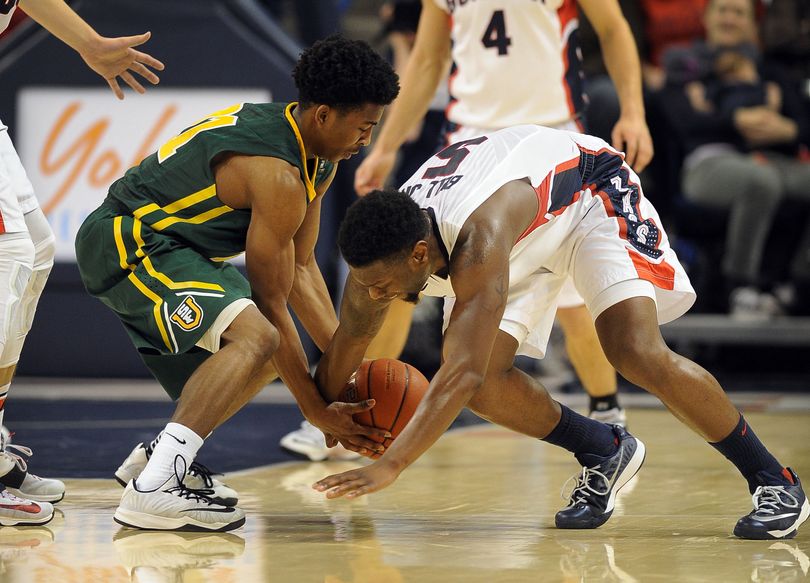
top-left (339, 358), bottom-right (430, 450)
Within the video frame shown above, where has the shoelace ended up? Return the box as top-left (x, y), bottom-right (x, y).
top-left (164, 455), bottom-right (216, 504)
top-left (0, 489), bottom-right (30, 504)
top-left (561, 467), bottom-right (611, 506)
top-left (1, 443), bottom-right (33, 473)
top-left (752, 485), bottom-right (800, 515)
top-left (188, 461), bottom-right (221, 489)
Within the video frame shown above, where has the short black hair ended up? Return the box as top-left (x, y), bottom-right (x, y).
top-left (293, 35), bottom-right (399, 110)
top-left (339, 189), bottom-right (429, 267)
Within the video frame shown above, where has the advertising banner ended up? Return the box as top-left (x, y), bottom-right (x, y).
top-left (17, 87), bottom-right (271, 261)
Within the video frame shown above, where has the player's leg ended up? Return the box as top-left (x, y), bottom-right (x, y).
top-left (555, 281), bottom-right (624, 425)
top-left (77, 213), bottom-right (260, 531)
top-left (0, 127), bottom-right (63, 510)
top-left (280, 299), bottom-right (416, 461)
top-left (465, 328), bottom-right (645, 529)
top-left (595, 294), bottom-right (807, 539)
top-left (577, 159), bottom-right (807, 539)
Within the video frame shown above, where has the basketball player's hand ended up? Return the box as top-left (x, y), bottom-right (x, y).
top-left (310, 399), bottom-right (390, 457)
top-left (79, 32), bottom-right (165, 100)
top-left (313, 460), bottom-right (401, 499)
top-left (611, 115), bottom-right (653, 173)
top-left (354, 149), bottom-right (397, 196)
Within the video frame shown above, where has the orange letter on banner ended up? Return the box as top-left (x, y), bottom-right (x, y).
top-left (40, 102), bottom-right (108, 215)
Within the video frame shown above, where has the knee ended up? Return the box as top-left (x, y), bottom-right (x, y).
top-left (231, 319), bottom-right (280, 364)
top-left (602, 333), bottom-right (672, 388)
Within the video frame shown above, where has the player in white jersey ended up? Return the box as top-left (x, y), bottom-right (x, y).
top-left (311, 125), bottom-right (808, 540)
top-left (353, 0), bottom-right (651, 427)
top-left (0, 0), bottom-right (163, 525)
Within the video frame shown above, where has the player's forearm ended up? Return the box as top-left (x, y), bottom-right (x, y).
top-left (373, 50), bottom-right (447, 155)
top-left (315, 326), bottom-right (369, 401)
top-left (259, 298), bottom-right (327, 417)
top-left (19, 0), bottom-right (100, 54)
top-left (289, 259), bottom-right (338, 352)
top-left (599, 23), bottom-right (646, 120)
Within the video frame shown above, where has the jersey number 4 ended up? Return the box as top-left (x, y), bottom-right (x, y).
top-left (481, 10), bottom-right (512, 56)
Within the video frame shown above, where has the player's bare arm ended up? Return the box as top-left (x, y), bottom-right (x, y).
top-left (19, 0), bottom-right (164, 99)
top-left (316, 273), bottom-right (394, 402)
top-left (288, 165), bottom-right (339, 352)
top-left (314, 181), bottom-right (532, 499)
top-left (354, 0), bottom-right (451, 195)
top-left (216, 155), bottom-right (386, 452)
top-left (579, 0), bottom-right (653, 171)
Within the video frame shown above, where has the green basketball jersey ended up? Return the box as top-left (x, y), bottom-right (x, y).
top-left (107, 102), bottom-right (335, 260)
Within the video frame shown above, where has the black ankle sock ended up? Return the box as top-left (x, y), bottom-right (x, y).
top-left (710, 414), bottom-right (790, 493)
top-left (542, 405), bottom-right (618, 464)
top-left (589, 393), bottom-right (619, 412)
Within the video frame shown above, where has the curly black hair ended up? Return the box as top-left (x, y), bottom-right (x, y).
top-left (293, 35), bottom-right (399, 110)
top-left (338, 189), bottom-right (429, 267)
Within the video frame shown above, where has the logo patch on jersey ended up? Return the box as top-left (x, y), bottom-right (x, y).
top-left (170, 296), bottom-right (204, 331)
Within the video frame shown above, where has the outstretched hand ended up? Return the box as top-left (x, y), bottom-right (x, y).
top-left (313, 459), bottom-right (401, 499)
top-left (308, 399), bottom-right (390, 457)
top-left (79, 31), bottom-right (164, 99)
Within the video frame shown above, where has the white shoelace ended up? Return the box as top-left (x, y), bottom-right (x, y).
top-left (1, 443), bottom-right (33, 472)
top-left (0, 488), bottom-right (31, 504)
top-left (561, 467), bottom-right (611, 506)
top-left (752, 485), bottom-right (800, 515)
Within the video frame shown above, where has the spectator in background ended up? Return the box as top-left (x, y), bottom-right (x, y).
top-left (638, 0), bottom-right (710, 91)
top-left (657, 0), bottom-right (810, 319)
top-left (761, 0), bottom-right (810, 116)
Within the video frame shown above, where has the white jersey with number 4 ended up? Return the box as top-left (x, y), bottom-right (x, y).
top-left (401, 125), bottom-right (695, 358)
top-left (432, 0), bottom-right (585, 129)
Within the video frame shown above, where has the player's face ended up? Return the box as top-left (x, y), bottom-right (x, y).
top-left (318, 104), bottom-right (384, 162)
top-left (352, 250), bottom-right (432, 305)
top-left (705, 0), bottom-right (756, 47)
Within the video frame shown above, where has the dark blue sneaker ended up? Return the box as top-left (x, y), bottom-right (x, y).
top-left (734, 468), bottom-right (809, 540)
top-left (555, 426), bottom-right (645, 529)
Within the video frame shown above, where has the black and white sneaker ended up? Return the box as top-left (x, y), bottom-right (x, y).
top-left (734, 468), bottom-right (809, 540)
top-left (555, 426), bottom-right (645, 529)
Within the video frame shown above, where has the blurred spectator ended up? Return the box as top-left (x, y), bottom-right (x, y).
top-left (639, 0), bottom-right (709, 91)
top-left (657, 0), bottom-right (810, 318)
top-left (761, 0), bottom-right (810, 116)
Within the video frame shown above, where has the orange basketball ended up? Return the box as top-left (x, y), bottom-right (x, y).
top-left (339, 358), bottom-right (429, 449)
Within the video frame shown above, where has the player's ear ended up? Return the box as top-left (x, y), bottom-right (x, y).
top-left (412, 241), bottom-right (428, 264)
top-left (314, 105), bottom-right (331, 126)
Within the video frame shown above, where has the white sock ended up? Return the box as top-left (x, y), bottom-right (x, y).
top-left (136, 423), bottom-right (203, 490)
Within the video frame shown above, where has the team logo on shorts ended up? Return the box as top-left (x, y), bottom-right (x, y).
top-left (170, 296), bottom-right (204, 331)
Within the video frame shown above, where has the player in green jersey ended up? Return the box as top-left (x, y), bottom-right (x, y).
top-left (75, 36), bottom-right (399, 532)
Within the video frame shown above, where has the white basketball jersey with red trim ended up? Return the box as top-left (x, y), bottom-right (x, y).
top-left (401, 124), bottom-right (611, 298)
top-left (433, 0), bottom-right (584, 129)
top-left (0, 0), bottom-right (19, 35)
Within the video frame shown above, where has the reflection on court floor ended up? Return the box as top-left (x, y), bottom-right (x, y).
top-left (1, 410), bottom-right (808, 582)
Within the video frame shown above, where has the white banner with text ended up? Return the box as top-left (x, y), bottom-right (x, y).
top-left (17, 87), bottom-right (271, 261)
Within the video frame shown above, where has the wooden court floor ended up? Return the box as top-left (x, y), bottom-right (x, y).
top-left (1, 409), bottom-right (808, 583)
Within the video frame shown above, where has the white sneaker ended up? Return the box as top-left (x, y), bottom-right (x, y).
top-left (115, 443), bottom-right (238, 507)
top-left (0, 488), bottom-right (54, 527)
top-left (114, 473), bottom-right (245, 532)
top-left (0, 445), bottom-right (65, 503)
top-left (280, 421), bottom-right (361, 462)
top-left (588, 406), bottom-right (627, 428)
